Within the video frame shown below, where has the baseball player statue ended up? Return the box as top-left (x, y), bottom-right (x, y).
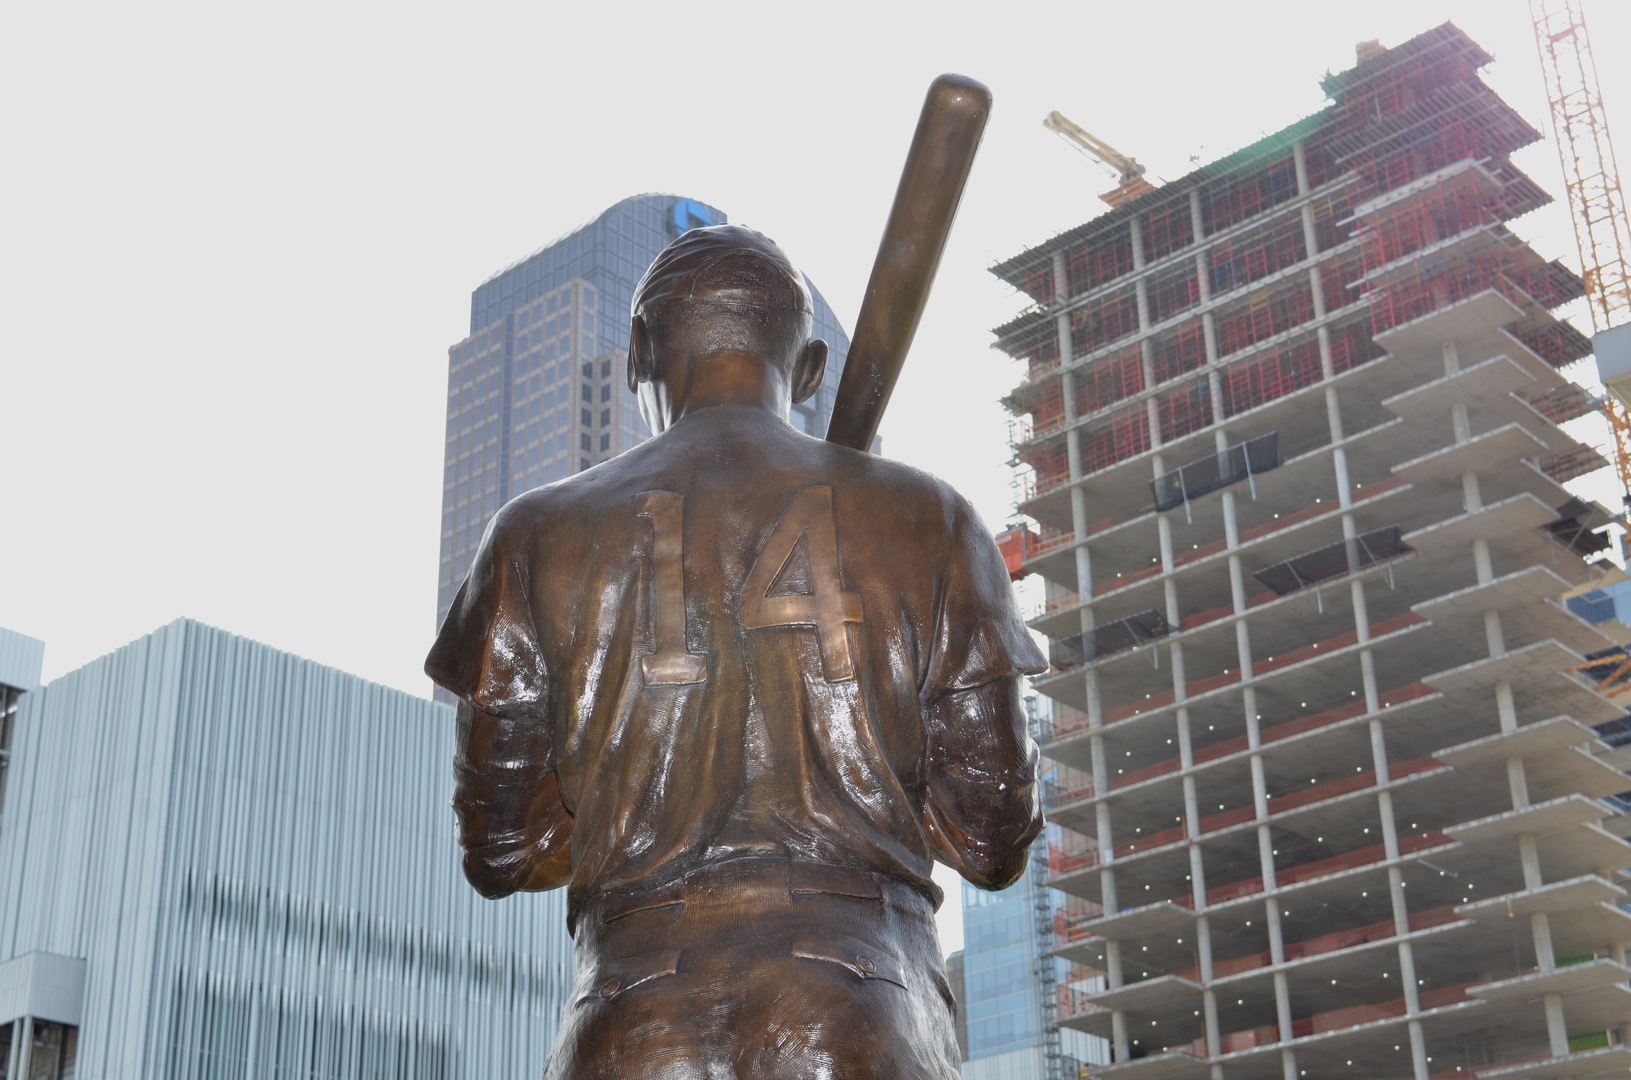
top-left (425, 76), bottom-right (1044, 1079)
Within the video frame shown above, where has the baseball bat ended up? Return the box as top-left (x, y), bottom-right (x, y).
top-left (824, 73), bottom-right (992, 452)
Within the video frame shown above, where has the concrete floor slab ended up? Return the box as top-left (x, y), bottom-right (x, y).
top-left (1436, 724), bottom-right (1630, 801)
top-left (1543, 982), bottom-right (1631, 1032)
top-left (1019, 356), bottom-right (1409, 536)
top-left (1084, 975), bottom-right (1204, 1017)
top-left (1383, 355), bottom-right (1574, 450)
top-left (1426, 641), bottom-right (1622, 725)
top-left (1456, 873), bottom-right (1628, 924)
top-left (1402, 494), bottom-right (1598, 589)
top-left (1412, 567), bottom-right (1613, 658)
top-left (1477, 1044), bottom-right (1631, 1080)
top-left (1031, 472), bottom-right (1414, 640)
top-left (1446, 793), bottom-right (1611, 842)
top-left (1469, 958), bottom-right (1631, 1002)
top-left (1039, 612), bottom-right (1433, 755)
top-left (1393, 423), bottom-right (1556, 492)
top-left (1083, 1049), bottom-right (1211, 1080)
top-left (1435, 717), bottom-right (1602, 766)
top-left (1052, 901), bottom-right (1196, 947)
top-left (1372, 289), bottom-right (1531, 364)
top-left (1460, 900), bottom-right (1631, 969)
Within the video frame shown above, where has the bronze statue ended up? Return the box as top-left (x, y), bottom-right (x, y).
top-left (425, 75), bottom-right (1043, 1079)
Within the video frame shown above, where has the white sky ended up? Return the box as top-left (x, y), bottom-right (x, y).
top-left (3, 0), bottom-right (1627, 954)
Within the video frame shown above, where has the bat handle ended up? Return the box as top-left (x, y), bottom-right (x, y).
top-left (825, 74), bottom-right (992, 453)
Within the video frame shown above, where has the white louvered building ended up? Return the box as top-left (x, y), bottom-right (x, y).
top-left (0, 619), bottom-right (573, 1079)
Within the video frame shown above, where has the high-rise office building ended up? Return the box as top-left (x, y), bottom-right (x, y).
top-left (435, 194), bottom-right (855, 632)
top-left (990, 23), bottom-right (1631, 1080)
top-left (958, 857), bottom-right (1108, 1080)
top-left (0, 620), bottom-right (573, 1079)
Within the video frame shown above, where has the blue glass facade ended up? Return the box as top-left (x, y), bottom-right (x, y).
top-left (436, 193), bottom-right (854, 631)
top-left (959, 860), bottom-right (1110, 1080)
top-left (962, 877), bottom-right (1043, 1059)
top-left (957, 698), bottom-right (1109, 1079)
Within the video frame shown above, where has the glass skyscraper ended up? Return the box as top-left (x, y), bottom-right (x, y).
top-left (435, 193), bottom-right (854, 632)
top-left (960, 869), bottom-right (1108, 1080)
top-left (956, 696), bottom-right (1109, 1080)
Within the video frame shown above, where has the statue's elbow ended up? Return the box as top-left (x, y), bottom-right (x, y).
top-left (956, 801), bottom-right (1045, 891)
top-left (460, 846), bottom-right (530, 900)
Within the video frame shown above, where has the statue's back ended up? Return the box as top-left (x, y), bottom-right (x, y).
top-left (430, 378), bottom-right (1043, 1080)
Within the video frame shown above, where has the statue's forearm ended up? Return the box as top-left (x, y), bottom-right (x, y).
top-left (921, 675), bottom-right (1044, 889)
top-left (451, 700), bottom-right (572, 898)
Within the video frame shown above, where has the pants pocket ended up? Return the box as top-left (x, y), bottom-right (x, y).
top-left (790, 934), bottom-right (907, 990)
top-left (581, 949), bottom-right (680, 1003)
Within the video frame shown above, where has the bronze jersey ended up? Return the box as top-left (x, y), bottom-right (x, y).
top-left (426, 405), bottom-right (1045, 923)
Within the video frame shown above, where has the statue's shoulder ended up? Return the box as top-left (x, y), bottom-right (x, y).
top-left (488, 443), bottom-right (672, 544)
top-left (822, 442), bottom-right (971, 522)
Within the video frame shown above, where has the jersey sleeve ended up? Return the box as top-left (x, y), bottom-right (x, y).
top-left (425, 510), bottom-right (547, 719)
top-left (921, 495), bottom-right (1048, 702)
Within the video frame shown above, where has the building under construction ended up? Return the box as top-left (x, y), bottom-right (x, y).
top-left (993, 24), bottom-right (1631, 1080)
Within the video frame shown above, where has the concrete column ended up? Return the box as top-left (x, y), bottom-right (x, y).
top-left (1474, 539), bottom-right (1495, 585)
top-left (1485, 608), bottom-right (1507, 657)
top-left (1191, 190), bottom-right (1224, 426)
top-left (1254, 689), bottom-right (1288, 1056)
top-left (1353, 580), bottom-right (1381, 712)
top-left (1531, 885), bottom-right (1570, 1057)
top-left (1293, 140), bottom-right (1313, 203)
top-left (1442, 340), bottom-right (1460, 375)
top-left (1267, 901), bottom-right (1296, 1070)
top-left (1532, 907), bottom-right (1557, 971)
top-left (1407, 1019), bottom-right (1431, 1080)
top-left (1375, 716), bottom-right (1427, 1080)
top-left (1132, 218), bottom-right (1150, 322)
top-left (13, 1016), bottom-right (32, 1080)
top-left (1463, 469), bottom-right (1484, 514)
top-left (1109, 964), bottom-right (1130, 1060)
top-left (1086, 638), bottom-right (1115, 1074)
top-left (1520, 833), bottom-right (1545, 891)
top-left (1496, 681), bottom-right (1518, 733)
top-left (1198, 917), bottom-right (1221, 1055)
top-left (1224, 491), bottom-right (1247, 617)
top-left (1507, 756), bottom-right (1532, 809)
top-left (1295, 141), bottom-right (1335, 393)
top-left (1130, 216), bottom-right (1163, 453)
top-left (1323, 347), bottom-right (1346, 445)
top-left (1544, 993), bottom-right (1570, 1058)
top-left (1325, 386), bottom-right (1344, 441)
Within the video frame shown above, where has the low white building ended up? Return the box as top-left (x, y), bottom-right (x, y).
top-left (0, 619), bottom-right (572, 1078)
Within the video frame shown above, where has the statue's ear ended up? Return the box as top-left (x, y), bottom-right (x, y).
top-left (627, 315), bottom-right (655, 392)
top-left (791, 338), bottom-right (828, 405)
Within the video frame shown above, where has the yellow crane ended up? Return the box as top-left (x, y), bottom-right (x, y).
top-left (1530, 0), bottom-right (1631, 506)
top-left (1043, 110), bottom-right (1158, 208)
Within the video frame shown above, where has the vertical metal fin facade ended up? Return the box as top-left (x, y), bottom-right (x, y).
top-left (0, 619), bottom-right (574, 1079)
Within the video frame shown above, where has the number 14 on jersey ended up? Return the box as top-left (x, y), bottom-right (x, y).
top-left (637, 485), bottom-right (864, 686)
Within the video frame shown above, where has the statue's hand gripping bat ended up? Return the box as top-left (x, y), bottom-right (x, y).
top-left (824, 74), bottom-right (992, 452)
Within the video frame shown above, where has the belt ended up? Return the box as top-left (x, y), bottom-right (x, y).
top-left (586, 856), bottom-right (926, 929)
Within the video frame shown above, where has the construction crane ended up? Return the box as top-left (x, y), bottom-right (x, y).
top-left (1043, 110), bottom-right (1158, 208)
top-left (1530, 0), bottom-right (1631, 509)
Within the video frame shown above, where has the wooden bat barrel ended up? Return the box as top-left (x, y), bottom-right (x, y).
top-left (824, 73), bottom-right (993, 453)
